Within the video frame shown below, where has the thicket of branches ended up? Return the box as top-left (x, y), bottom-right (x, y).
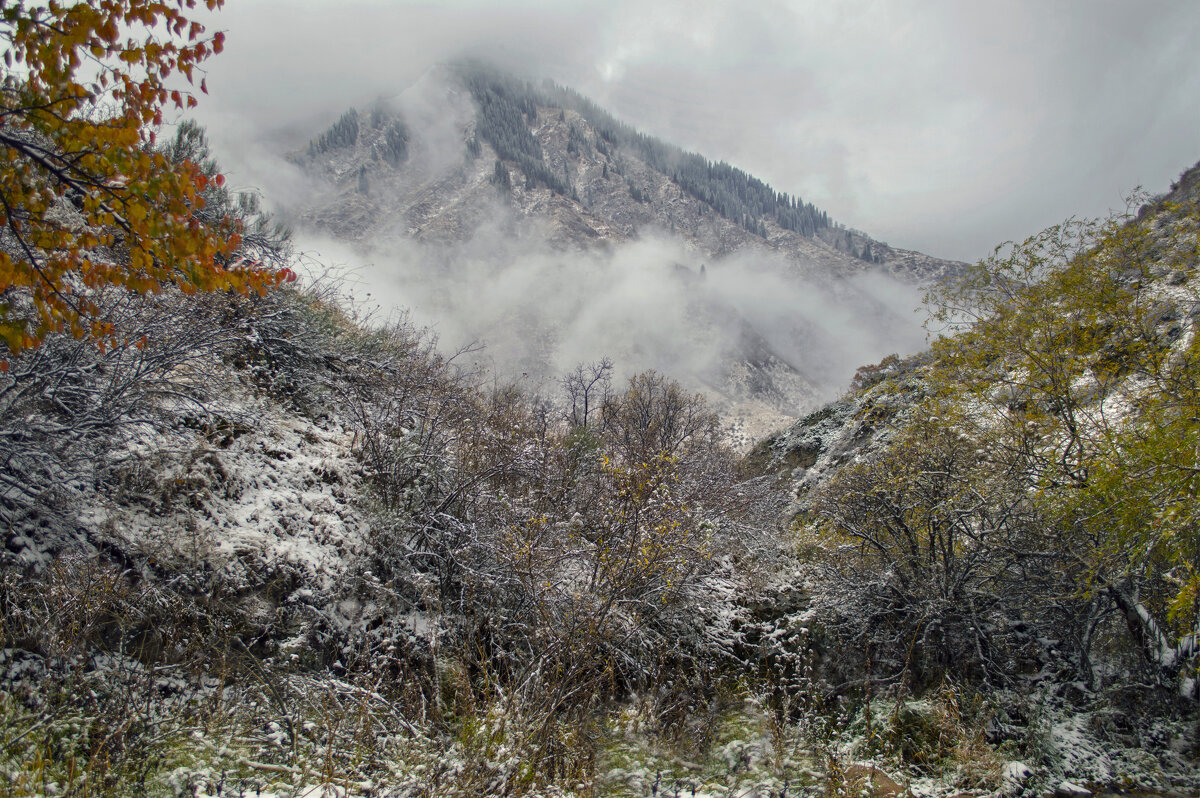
top-left (1, 205), bottom-right (787, 791)
top-left (0, 258), bottom-right (792, 794)
top-left (325, 347), bottom-right (786, 730)
top-left (804, 191), bottom-right (1200, 705)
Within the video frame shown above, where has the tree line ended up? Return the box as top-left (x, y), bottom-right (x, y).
top-left (458, 63), bottom-right (831, 240)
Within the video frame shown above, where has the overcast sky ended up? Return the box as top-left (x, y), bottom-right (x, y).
top-left (191, 0), bottom-right (1200, 264)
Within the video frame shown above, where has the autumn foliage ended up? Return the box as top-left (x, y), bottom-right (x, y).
top-left (0, 0), bottom-right (280, 357)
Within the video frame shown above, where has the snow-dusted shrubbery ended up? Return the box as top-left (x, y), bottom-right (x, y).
top-left (751, 180), bottom-right (1200, 796)
top-left (0, 258), bottom-right (795, 794)
top-left (4, 97), bottom-right (1200, 794)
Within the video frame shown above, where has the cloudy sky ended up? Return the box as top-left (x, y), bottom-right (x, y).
top-left (192, 0), bottom-right (1199, 264)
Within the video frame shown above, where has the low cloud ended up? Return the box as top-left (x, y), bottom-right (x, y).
top-left (297, 211), bottom-right (927, 416)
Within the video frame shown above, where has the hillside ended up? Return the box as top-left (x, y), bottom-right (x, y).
top-left (0, 263), bottom-right (802, 797)
top-left (282, 64), bottom-right (965, 447)
top-left (4, 147), bottom-right (1198, 796)
top-left (295, 64), bottom-right (952, 279)
top-left (752, 162), bottom-right (1200, 791)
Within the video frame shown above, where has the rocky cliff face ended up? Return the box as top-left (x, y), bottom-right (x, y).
top-left (284, 64), bottom-right (965, 447)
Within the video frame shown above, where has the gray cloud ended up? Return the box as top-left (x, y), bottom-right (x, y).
top-left (191, 0), bottom-right (1200, 263)
top-left (306, 216), bottom-right (926, 422)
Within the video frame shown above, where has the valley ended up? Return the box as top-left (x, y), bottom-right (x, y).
top-left (281, 64), bottom-right (964, 447)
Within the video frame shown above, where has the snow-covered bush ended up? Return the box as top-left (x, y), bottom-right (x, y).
top-left (806, 414), bottom-right (1050, 689)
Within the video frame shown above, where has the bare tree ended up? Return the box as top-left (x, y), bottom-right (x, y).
top-left (560, 357), bottom-right (612, 430)
top-left (600, 371), bottom-right (718, 464)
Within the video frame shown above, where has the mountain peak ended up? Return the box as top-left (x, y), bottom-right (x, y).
top-left (286, 63), bottom-right (964, 446)
top-left (295, 62), bottom-right (959, 276)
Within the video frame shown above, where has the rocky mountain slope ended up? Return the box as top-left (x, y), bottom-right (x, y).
top-left (756, 162), bottom-right (1200, 508)
top-left (283, 64), bottom-right (965, 447)
top-left (293, 65), bottom-right (953, 281)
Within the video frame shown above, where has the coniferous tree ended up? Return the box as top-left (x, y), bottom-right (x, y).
top-left (456, 63), bottom-right (838, 237)
top-left (491, 160), bottom-right (512, 191)
top-left (310, 109), bottom-right (360, 154)
top-left (379, 121), bottom-right (410, 166)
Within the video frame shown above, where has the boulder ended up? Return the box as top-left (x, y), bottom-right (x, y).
top-left (842, 763), bottom-right (904, 797)
top-left (1053, 781), bottom-right (1091, 798)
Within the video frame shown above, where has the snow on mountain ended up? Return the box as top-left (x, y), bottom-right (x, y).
top-left (281, 63), bottom-right (965, 448)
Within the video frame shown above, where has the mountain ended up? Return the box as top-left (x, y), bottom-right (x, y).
top-left (293, 63), bottom-right (948, 278)
top-left (283, 63), bottom-right (965, 447)
top-left (4, 55), bottom-right (1197, 791)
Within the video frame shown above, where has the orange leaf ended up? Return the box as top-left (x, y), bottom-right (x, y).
top-left (0, 0), bottom-right (272, 357)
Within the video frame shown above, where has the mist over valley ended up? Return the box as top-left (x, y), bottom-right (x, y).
top-left (270, 64), bottom-right (953, 444)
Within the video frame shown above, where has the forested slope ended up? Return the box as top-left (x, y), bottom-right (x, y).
top-left (459, 64), bottom-right (832, 241)
top-left (751, 163), bottom-right (1200, 793)
top-left (294, 62), bottom-right (955, 282)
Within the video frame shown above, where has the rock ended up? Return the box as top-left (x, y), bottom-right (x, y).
top-left (1002, 761), bottom-right (1034, 792)
top-left (1054, 781), bottom-right (1092, 798)
top-left (842, 763), bottom-right (904, 798)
